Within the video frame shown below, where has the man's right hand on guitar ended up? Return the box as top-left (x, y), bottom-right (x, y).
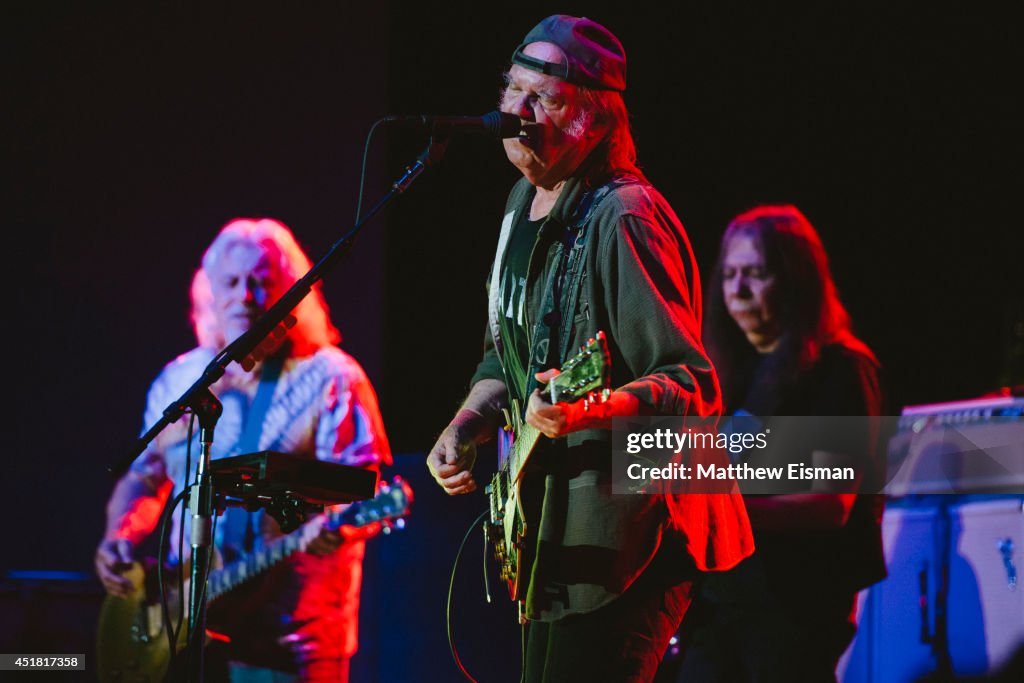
top-left (94, 537), bottom-right (135, 598)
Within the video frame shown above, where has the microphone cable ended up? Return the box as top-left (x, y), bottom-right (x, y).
top-left (355, 118), bottom-right (387, 225)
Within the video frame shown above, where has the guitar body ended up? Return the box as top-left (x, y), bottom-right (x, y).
top-left (503, 481), bottom-right (524, 599)
top-left (96, 561), bottom-right (185, 683)
top-left (485, 333), bottom-right (610, 615)
top-left (487, 466), bottom-right (527, 601)
top-left (96, 565), bottom-right (290, 682)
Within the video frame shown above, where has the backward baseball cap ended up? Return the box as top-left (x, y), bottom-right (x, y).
top-left (511, 15), bottom-right (626, 92)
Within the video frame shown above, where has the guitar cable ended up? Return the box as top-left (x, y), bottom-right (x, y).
top-left (482, 519), bottom-right (492, 604)
top-left (157, 488), bottom-right (189, 659)
top-left (521, 622), bottom-right (527, 683)
top-left (447, 509), bottom-right (489, 682)
top-left (153, 412), bottom-right (222, 681)
top-left (176, 413), bottom-right (195, 651)
top-left (156, 412), bottom-right (197, 665)
top-left (154, 487), bottom-right (219, 682)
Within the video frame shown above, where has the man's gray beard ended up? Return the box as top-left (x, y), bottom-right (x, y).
top-left (561, 108), bottom-right (592, 142)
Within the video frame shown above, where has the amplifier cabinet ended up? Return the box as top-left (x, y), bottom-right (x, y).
top-left (842, 497), bottom-right (1024, 681)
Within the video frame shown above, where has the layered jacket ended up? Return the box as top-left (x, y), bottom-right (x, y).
top-left (472, 170), bottom-right (754, 620)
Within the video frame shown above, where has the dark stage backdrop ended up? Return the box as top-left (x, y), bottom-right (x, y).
top-left (8, 1), bottom-right (394, 585)
top-left (383, 0), bottom-right (1023, 452)
top-left (6, 1), bottom-right (1022, 681)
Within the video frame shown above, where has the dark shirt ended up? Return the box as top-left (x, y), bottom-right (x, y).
top-left (706, 341), bottom-right (887, 614)
top-left (497, 206), bottom-right (547, 410)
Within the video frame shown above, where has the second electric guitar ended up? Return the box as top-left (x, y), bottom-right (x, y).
top-left (485, 332), bottom-right (610, 613)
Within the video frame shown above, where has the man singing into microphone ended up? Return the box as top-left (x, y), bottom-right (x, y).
top-left (426, 15), bottom-right (753, 681)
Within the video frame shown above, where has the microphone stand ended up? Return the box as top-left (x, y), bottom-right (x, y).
top-left (109, 133), bottom-right (451, 682)
top-left (185, 388), bottom-right (221, 683)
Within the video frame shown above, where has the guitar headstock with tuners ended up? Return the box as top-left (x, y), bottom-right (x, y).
top-left (547, 331), bottom-right (612, 410)
top-left (501, 332), bottom-right (612, 436)
top-left (334, 476), bottom-right (414, 532)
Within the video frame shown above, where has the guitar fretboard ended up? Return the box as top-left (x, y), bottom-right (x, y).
top-left (207, 513), bottom-right (332, 600)
top-left (202, 483), bottom-right (408, 601)
top-left (506, 422), bottom-right (542, 482)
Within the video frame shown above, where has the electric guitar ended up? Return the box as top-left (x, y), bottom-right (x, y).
top-left (96, 477), bottom-right (412, 683)
top-left (485, 332), bottom-right (610, 615)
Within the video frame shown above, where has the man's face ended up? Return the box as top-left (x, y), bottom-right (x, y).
top-left (722, 235), bottom-right (781, 352)
top-left (501, 42), bottom-right (602, 188)
top-left (207, 240), bottom-right (286, 345)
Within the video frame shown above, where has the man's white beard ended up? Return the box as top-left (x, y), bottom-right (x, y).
top-left (561, 108), bottom-right (592, 141)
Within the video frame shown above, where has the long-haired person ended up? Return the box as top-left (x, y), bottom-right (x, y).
top-left (95, 218), bottom-right (390, 682)
top-left (677, 205), bottom-right (886, 682)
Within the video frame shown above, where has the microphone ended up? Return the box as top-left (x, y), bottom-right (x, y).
top-left (384, 111), bottom-right (522, 139)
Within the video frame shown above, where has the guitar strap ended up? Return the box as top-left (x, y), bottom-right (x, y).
top-left (238, 353), bottom-right (285, 452)
top-left (223, 353), bottom-right (285, 553)
top-left (524, 176), bottom-right (637, 399)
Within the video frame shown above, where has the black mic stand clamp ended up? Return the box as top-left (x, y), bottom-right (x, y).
top-left (392, 134), bottom-right (450, 195)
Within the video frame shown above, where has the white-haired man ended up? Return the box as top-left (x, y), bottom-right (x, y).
top-left (96, 218), bottom-right (390, 682)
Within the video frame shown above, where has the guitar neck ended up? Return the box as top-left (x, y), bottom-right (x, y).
top-left (501, 332), bottom-right (609, 482)
top-left (206, 508), bottom-right (343, 601)
top-left (506, 422), bottom-right (543, 482)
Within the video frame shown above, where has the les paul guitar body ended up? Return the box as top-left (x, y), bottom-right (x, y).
top-left (97, 560), bottom-right (183, 683)
top-left (485, 333), bottom-right (610, 613)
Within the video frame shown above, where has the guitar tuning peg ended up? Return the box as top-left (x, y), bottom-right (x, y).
top-left (583, 397), bottom-right (591, 412)
top-left (382, 524), bottom-right (392, 535)
top-left (601, 388), bottom-right (611, 401)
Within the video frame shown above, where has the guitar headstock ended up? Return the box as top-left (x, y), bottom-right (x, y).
top-left (548, 331), bottom-right (611, 410)
top-left (343, 476), bottom-right (413, 531)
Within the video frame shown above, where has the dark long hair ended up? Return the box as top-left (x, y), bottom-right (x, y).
top-left (705, 205), bottom-right (867, 412)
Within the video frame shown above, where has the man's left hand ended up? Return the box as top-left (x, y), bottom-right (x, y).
top-left (526, 368), bottom-right (643, 437)
top-left (526, 368), bottom-right (588, 438)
